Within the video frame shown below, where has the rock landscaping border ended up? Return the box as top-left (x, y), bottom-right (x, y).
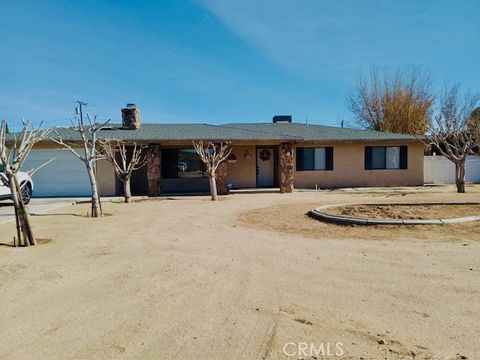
top-left (309, 203), bottom-right (480, 225)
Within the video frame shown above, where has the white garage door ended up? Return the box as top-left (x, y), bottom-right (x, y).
top-left (23, 149), bottom-right (95, 197)
top-left (22, 149), bottom-right (115, 197)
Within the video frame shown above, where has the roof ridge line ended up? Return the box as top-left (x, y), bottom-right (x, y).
top-left (219, 124), bottom-right (303, 140)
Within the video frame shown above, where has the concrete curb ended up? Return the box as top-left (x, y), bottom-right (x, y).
top-left (309, 203), bottom-right (480, 226)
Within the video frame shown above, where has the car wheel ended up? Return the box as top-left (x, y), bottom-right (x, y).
top-left (21, 184), bottom-right (32, 205)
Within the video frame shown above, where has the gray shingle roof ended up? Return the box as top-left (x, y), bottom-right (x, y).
top-left (48, 123), bottom-right (298, 142)
top-left (224, 123), bottom-right (417, 142)
top-left (12, 122), bottom-right (418, 143)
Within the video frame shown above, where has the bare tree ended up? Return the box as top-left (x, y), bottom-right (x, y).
top-left (52, 101), bottom-right (109, 217)
top-left (100, 140), bottom-right (146, 203)
top-left (470, 107), bottom-right (480, 132)
top-left (349, 66), bottom-right (434, 135)
top-left (0, 120), bottom-right (51, 246)
top-left (420, 85), bottom-right (480, 193)
top-left (192, 141), bottom-right (232, 201)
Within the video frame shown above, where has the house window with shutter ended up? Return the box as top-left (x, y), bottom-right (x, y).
top-left (364, 146), bottom-right (408, 170)
top-left (296, 147), bottom-right (334, 171)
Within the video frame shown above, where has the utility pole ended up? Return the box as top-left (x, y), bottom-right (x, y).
top-left (75, 100), bottom-right (87, 126)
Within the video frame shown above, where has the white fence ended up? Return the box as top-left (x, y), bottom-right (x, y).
top-left (424, 155), bottom-right (480, 184)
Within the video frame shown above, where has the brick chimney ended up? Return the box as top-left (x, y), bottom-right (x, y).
top-left (121, 103), bottom-right (141, 129)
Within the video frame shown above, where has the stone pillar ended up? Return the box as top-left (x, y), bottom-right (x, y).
top-left (146, 144), bottom-right (161, 196)
top-left (215, 161), bottom-right (229, 195)
top-left (279, 142), bottom-right (295, 193)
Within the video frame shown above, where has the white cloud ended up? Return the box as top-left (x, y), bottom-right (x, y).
top-left (198, 0), bottom-right (480, 81)
top-left (199, 1), bottom-right (392, 75)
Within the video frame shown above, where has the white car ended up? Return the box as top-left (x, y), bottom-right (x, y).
top-left (0, 165), bottom-right (34, 205)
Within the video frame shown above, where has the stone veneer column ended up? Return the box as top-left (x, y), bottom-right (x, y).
top-left (121, 106), bottom-right (141, 129)
top-left (215, 161), bottom-right (229, 195)
top-left (279, 142), bottom-right (295, 193)
top-left (146, 144), bottom-right (161, 196)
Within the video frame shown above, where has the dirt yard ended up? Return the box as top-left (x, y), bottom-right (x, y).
top-left (1, 186), bottom-right (479, 359)
top-left (323, 203), bottom-right (480, 220)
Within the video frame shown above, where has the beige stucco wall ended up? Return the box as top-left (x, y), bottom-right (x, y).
top-left (227, 145), bottom-right (257, 188)
top-left (29, 141), bottom-right (424, 193)
top-left (294, 141), bottom-right (424, 188)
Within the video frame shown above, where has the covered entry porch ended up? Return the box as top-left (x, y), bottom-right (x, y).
top-left (227, 145), bottom-right (280, 189)
top-left (141, 141), bottom-right (295, 196)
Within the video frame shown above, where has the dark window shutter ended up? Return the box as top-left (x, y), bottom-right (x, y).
top-left (365, 147), bottom-right (372, 170)
top-left (325, 147), bottom-right (334, 170)
top-left (400, 146), bottom-right (408, 169)
top-left (296, 148), bottom-right (304, 171)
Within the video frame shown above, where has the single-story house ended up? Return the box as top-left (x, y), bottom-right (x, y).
top-left (23, 104), bottom-right (424, 197)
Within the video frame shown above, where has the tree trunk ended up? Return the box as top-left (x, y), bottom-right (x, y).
top-left (86, 161), bottom-right (102, 217)
top-left (9, 175), bottom-right (22, 246)
top-left (455, 160), bottom-right (466, 193)
top-left (123, 177), bottom-right (132, 203)
top-left (209, 175), bottom-right (218, 201)
top-left (8, 174), bottom-right (35, 246)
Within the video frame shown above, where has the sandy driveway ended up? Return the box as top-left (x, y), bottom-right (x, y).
top-left (0, 198), bottom-right (86, 224)
top-left (0, 187), bottom-right (479, 359)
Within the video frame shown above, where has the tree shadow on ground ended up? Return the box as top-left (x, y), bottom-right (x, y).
top-left (31, 213), bottom-right (86, 218)
top-left (0, 238), bottom-right (52, 247)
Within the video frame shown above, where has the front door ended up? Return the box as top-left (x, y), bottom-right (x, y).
top-left (256, 148), bottom-right (274, 187)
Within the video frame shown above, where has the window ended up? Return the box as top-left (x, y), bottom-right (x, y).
top-left (365, 146), bottom-right (408, 170)
top-left (386, 147), bottom-right (400, 169)
top-left (371, 147), bottom-right (386, 169)
top-left (296, 147), bottom-right (333, 171)
top-left (161, 148), bottom-right (207, 179)
top-left (0, 164), bottom-right (4, 172)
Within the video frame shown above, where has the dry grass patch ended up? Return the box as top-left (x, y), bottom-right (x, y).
top-left (239, 202), bottom-right (480, 241)
top-left (325, 203), bottom-right (480, 220)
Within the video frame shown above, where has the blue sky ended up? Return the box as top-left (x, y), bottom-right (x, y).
top-left (0, 0), bottom-right (479, 128)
